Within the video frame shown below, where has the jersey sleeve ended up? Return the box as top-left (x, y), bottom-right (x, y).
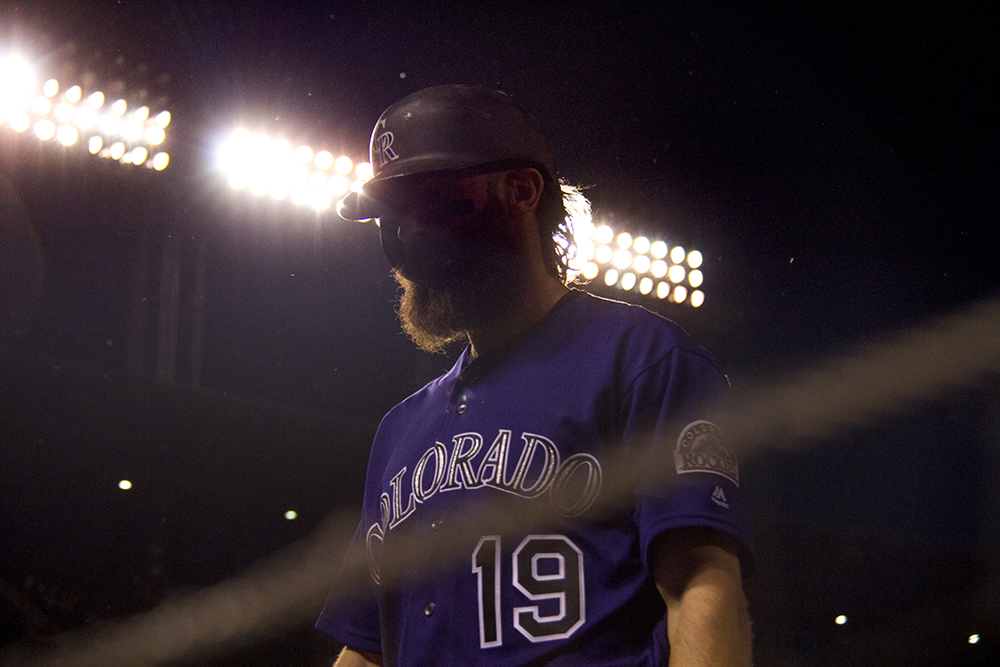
top-left (315, 519), bottom-right (383, 654)
top-left (622, 345), bottom-right (755, 576)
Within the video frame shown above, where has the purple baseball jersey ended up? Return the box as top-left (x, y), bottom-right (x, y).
top-left (317, 290), bottom-right (753, 665)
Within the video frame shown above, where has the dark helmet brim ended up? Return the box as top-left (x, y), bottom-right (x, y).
top-left (336, 156), bottom-right (553, 222)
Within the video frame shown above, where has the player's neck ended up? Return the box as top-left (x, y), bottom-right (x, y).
top-left (466, 273), bottom-right (568, 359)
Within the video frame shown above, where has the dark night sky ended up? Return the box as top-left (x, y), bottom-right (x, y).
top-left (1, 0), bottom-right (998, 660)
top-left (4, 1), bottom-right (996, 368)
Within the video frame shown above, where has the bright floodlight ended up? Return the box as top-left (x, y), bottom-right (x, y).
top-left (272, 182), bottom-right (291, 200)
top-left (571, 218), bottom-right (706, 307)
top-left (99, 113), bottom-right (121, 135)
top-left (327, 175), bottom-right (348, 197)
top-left (1, 58), bottom-right (172, 170)
top-left (151, 152), bottom-right (169, 170)
top-left (0, 55), bottom-right (34, 113)
top-left (34, 119), bottom-right (55, 140)
top-left (272, 138), bottom-right (292, 158)
top-left (75, 106), bottom-right (97, 128)
top-left (145, 125), bottom-right (166, 144)
top-left (595, 225), bottom-right (614, 245)
top-left (314, 150), bottom-right (334, 170)
top-left (835, 615), bottom-right (847, 625)
top-left (218, 127), bottom-right (370, 213)
top-left (248, 176), bottom-right (268, 196)
top-left (355, 161), bottom-right (373, 180)
top-left (285, 510), bottom-right (298, 520)
top-left (308, 170), bottom-right (327, 191)
top-left (295, 144), bottom-right (313, 163)
top-left (56, 125), bottom-right (78, 146)
top-left (53, 101), bottom-right (74, 122)
top-left (334, 155), bottom-right (353, 174)
top-left (30, 95), bottom-right (51, 116)
top-left (121, 118), bottom-right (144, 141)
top-left (613, 249), bottom-right (632, 270)
top-left (968, 634), bottom-right (980, 644)
top-left (690, 290), bottom-right (705, 308)
top-left (312, 191), bottom-right (332, 211)
top-left (118, 480), bottom-right (133, 490)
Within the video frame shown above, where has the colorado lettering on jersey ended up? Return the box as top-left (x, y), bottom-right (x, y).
top-left (365, 430), bottom-right (603, 584)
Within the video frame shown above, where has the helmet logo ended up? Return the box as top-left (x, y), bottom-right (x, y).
top-left (374, 131), bottom-right (399, 166)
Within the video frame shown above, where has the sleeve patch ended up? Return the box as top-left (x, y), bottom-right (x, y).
top-left (673, 421), bottom-right (739, 486)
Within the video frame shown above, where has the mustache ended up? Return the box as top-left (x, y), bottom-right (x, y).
top-left (397, 233), bottom-right (503, 287)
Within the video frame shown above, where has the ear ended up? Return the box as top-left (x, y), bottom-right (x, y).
top-left (501, 167), bottom-right (545, 215)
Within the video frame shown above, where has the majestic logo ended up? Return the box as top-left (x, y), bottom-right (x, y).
top-left (674, 421), bottom-right (739, 486)
top-left (711, 485), bottom-right (729, 509)
top-left (374, 131), bottom-right (398, 166)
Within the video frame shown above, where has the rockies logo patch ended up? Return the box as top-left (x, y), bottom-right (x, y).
top-left (674, 421), bottom-right (739, 486)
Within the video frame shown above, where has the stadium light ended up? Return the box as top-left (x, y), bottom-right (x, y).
top-left (216, 128), bottom-right (371, 213)
top-left (570, 214), bottom-right (707, 308)
top-left (0, 51), bottom-right (171, 170)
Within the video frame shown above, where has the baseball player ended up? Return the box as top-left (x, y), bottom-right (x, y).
top-left (318, 85), bottom-right (753, 666)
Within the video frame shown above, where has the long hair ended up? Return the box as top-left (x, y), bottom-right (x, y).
top-left (537, 178), bottom-right (590, 284)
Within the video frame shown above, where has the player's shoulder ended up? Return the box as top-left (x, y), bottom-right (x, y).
top-left (560, 289), bottom-right (712, 360)
top-left (378, 353), bottom-right (464, 422)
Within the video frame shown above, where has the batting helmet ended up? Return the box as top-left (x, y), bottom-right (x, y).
top-left (337, 85), bottom-right (557, 267)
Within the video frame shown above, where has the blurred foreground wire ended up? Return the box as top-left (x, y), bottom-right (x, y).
top-left (3, 295), bottom-right (999, 667)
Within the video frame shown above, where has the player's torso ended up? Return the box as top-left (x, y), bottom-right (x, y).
top-left (361, 298), bottom-right (680, 665)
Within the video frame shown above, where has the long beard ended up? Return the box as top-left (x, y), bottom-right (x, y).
top-left (393, 198), bottom-right (530, 354)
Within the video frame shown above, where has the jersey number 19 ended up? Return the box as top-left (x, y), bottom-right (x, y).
top-left (472, 534), bottom-right (586, 648)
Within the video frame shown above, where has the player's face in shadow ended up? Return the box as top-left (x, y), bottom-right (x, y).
top-left (388, 171), bottom-right (532, 353)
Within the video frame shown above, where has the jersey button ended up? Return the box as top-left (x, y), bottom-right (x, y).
top-left (456, 404), bottom-right (467, 415)
top-left (424, 602), bottom-right (436, 616)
